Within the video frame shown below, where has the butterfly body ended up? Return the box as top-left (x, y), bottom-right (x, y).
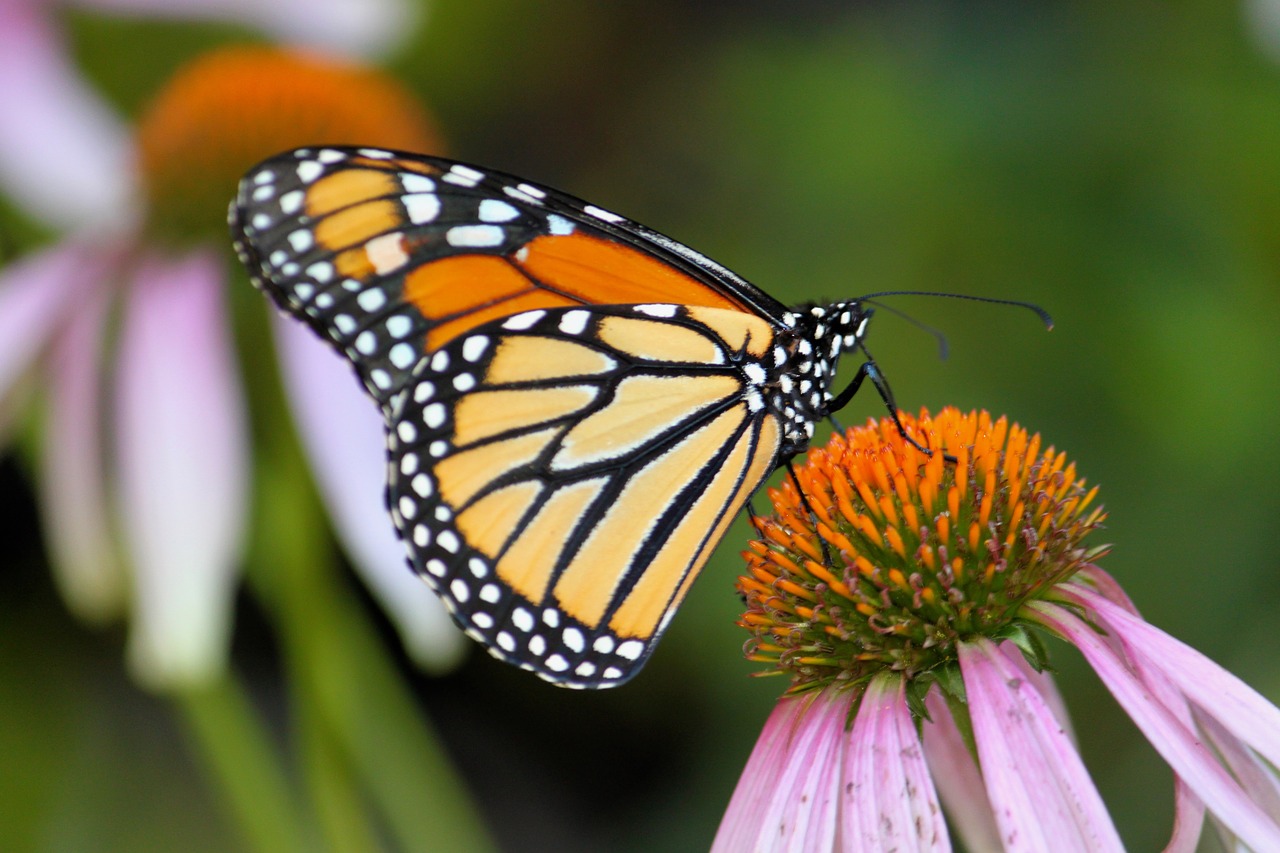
top-left (231, 147), bottom-right (873, 687)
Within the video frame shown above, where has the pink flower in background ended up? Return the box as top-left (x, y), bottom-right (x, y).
top-left (0, 3), bottom-right (462, 688)
top-left (716, 408), bottom-right (1280, 851)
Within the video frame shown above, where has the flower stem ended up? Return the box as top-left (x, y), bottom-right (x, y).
top-left (249, 414), bottom-right (493, 852)
top-left (175, 676), bottom-right (311, 853)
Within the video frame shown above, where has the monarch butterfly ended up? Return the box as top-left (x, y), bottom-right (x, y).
top-left (230, 147), bottom-right (931, 688)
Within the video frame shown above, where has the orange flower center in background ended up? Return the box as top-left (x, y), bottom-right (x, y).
top-left (135, 45), bottom-right (443, 244)
top-left (738, 407), bottom-right (1107, 691)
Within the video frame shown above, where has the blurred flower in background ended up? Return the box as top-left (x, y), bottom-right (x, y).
top-left (0, 0), bottom-right (461, 690)
top-left (716, 409), bottom-right (1280, 851)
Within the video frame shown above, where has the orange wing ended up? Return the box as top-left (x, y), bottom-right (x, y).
top-left (230, 146), bottom-right (788, 408)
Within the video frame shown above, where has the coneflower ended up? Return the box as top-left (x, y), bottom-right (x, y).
top-left (715, 407), bottom-right (1280, 852)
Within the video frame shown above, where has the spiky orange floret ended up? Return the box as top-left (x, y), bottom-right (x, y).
top-left (737, 408), bottom-right (1107, 690)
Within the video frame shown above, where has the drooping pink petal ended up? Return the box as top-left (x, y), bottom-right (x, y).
top-left (1066, 567), bottom-right (1207, 853)
top-left (39, 275), bottom-right (123, 622)
top-left (1061, 586), bottom-right (1280, 777)
top-left (959, 637), bottom-right (1125, 852)
top-left (0, 2), bottom-right (130, 229)
top-left (1030, 600), bottom-right (1280, 850)
top-left (923, 689), bottom-right (1000, 853)
top-left (271, 315), bottom-right (463, 670)
top-left (1196, 711), bottom-right (1280, 821)
top-left (713, 690), bottom-right (843, 852)
top-left (72, 0), bottom-right (418, 58)
top-left (114, 248), bottom-right (248, 689)
top-left (0, 239), bottom-right (99, 411)
top-left (842, 675), bottom-right (950, 852)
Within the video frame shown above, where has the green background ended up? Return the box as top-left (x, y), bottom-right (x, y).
top-left (3, 1), bottom-right (1279, 850)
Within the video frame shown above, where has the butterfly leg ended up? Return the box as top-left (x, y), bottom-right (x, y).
top-left (828, 354), bottom-right (954, 462)
top-left (746, 498), bottom-right (767, 538)
top-left (785, 458), bottom-right (835, 567)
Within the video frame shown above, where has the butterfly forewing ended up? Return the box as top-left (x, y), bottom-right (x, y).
top-left (230, 146), bottom-right (787, 409)
top-left (386, 304), bottom-right (783, 687)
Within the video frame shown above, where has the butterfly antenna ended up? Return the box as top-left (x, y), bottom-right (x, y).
top-left (863, 299), bottom-right (950, 360)
top-left (857, 290), bottom-right (1054, 331)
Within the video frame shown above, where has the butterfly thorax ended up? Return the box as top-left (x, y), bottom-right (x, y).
top-left (770, 300), bottom-right (871, 456)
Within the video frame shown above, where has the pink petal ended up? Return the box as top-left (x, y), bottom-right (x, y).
top-left (842, 676), bottom-right (950, 852)
top-left (1000, 641), bottom-right (1076, 745)
top-left (271, 315), bottom-right (463, 670)
top-left (72, 0), bottom-right (418, 57)
top-left (0, 240), bottom-right (98, 407)
top-left (39, 274), bottom-right (123, 622)
top-left (713, 690), bottom-right (843, 852)
top-left (1063, 586), bottom-right (1280, 775)
top-left (1196, 711), bottom-right (1280, 821)
top-left (0, 2), bottom-right (130, 228)
top-left (959, 637), bottom-right (1124, 852)
top-left (115, 248), bottom-right (248, 689)
top-left (1030, 600), bottom-right (1280, 850)
top-left (1066, 568), bottom-right (1208, 853)
top-left (923, 690), bottom-right (1001, 853)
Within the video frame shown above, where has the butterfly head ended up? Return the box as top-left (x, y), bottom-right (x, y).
top-left (770, 301), bottom-right (872, 451)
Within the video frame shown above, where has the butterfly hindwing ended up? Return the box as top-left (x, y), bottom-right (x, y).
top-left (230, 146), bottom-right (788, 410)
top-left (386, 303), bottom-right (784, 687)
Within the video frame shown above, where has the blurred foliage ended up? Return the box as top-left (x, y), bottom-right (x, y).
top-left (4, 0), bottom-right (1280, 850)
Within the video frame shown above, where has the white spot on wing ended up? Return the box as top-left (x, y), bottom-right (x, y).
top-left (446, 225), bottom-right (505, 248)
top-left (616, 640), bottom-right (645, 661)
top-left (279, 190), bottom-right (304, 214)
top-left (404, 194), bottom-right (440, 224)
top-left (402, 173), bottom-right (435, 192)
top-left (287, 230), bottom-right (313, 252)
top-left (357, 289), bottom-right (386, 311)
top-left (558, 310), bottom-right (590, 335)
top-left (443, 164), bottom-right (484, 187)
top-left (634, 304), bottom-right (677, 318)
top-left (365, 232), bottom-right (408, 274)
top-left (390, 343), bottom-right (416, 368)
top-left (478, 199), bottom-right (519, 222)
top-left (584, 204), bottom-right (624, 223)
top-left (423, 403), bottom-right (446, 428)
top-left (386, 315), bottom-right (412, 337)
top-left (449, 578), bottom-right (470, 603)
top-left (503, 310), bottom-right (545, 330)
top-left (296, 160), bottom-right (323, 183)
top-left (545, 214), bottom-right (574, 236)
